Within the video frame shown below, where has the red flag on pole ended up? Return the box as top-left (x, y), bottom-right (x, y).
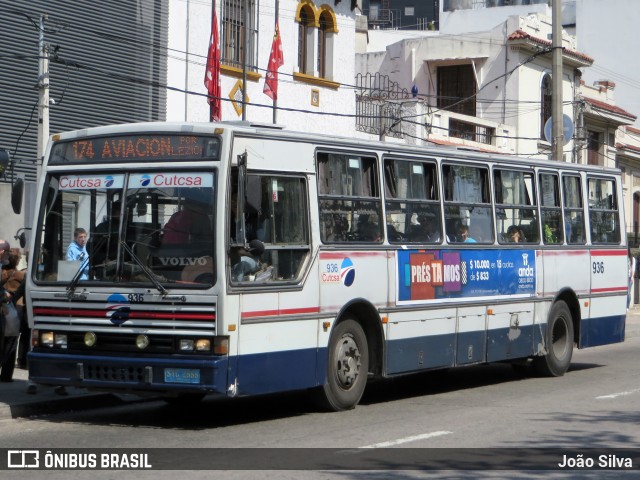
top-left (204, 4), bottom-right (221, 121)
top-left (263, 22), bottom-right (284, 101)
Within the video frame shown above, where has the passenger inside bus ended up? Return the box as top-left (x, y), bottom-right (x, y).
top-left (230, 239), bottom-right (271, 282)
top-left (458, 224), bottom-right (476, 243)
top-left (506, 225), bottom-right (522, 243)
top-left (163, 190), bottom-right (212, 246)
top-left (356, 214), bottom-right (381, 242)
top-left (410, 214), bottom-right (441, 243)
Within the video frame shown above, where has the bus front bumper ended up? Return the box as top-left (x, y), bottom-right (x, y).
top-left (28, 352), bottom-right (231, 397)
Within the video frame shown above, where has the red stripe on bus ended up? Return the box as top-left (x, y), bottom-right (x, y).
top-left (541, 250), bottom-right (589, 256)
top-left (33, 307), bottom-right (215, 321)
top-left (320, 252), bottom-right (388, 259)
top-left (242, 306), bottom-right (320, 319)
top-left (590, 250), bottom-right (627, 257)
top-left (591, 286), bottom-right (628, 293)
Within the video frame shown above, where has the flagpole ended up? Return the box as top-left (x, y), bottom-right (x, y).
top-left (241, 0), bottom-right (249, 120)
top-left (209, 0), bottom-right (214, 122)
top-left (273, 0), bottom-right (279, 124)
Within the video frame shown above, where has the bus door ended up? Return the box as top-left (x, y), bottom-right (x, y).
top-left (229, 161), bottom-right (317, 395)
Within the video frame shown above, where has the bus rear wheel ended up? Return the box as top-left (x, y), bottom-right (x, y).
top-left (534, 300), bottom-right (574, 377)
top-left (319, 318), bottom-right (369, 412)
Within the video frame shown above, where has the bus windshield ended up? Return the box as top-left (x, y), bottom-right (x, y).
top-left (35, 171), bottom-right (216, 288)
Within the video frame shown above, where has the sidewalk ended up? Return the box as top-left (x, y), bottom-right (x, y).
top-left (2, 309), bottom-right (640, 420)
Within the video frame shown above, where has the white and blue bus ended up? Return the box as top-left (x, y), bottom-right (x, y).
top-left (24, 121), bottom-right (628, 410)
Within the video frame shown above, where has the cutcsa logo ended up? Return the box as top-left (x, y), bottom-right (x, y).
top-left (139, 174), bottom-right (151, 187)
top-left (104, 176), bottom-right (115, 188)
top-left (106, 294), bottom-right (130, 325)
top-left (340, 258), bottom-right (355, 287)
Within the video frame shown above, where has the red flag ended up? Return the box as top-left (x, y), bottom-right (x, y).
top-left (264, 22), bottom-right (284, 101)
top-left (204, 5), bottom-right (221, 121)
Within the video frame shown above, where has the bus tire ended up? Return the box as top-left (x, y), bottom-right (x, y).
top-left (534, 300), bottom-right (574, 377)
top-left (320, 318), bottom-right (369, 412)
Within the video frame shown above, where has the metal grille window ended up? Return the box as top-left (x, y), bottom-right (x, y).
top-left (221, 0), bottom-right (259, 71)
top-left (437, 65), bottom-right (476, 116)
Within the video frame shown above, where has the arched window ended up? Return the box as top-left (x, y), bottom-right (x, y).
top-left (540, 73), bottom-right (552, 140)
top-left (297, 6), bottom-right (314, 75)
top-left (296, 2), bottom-right (338, 79)
top-left (317, 14), bottom-right (328, 78)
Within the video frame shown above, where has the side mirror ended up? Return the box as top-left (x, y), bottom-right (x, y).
top-left (11, 177), bottom-right (24, 215)
top-left (14, 228), bottom-right (29, 249)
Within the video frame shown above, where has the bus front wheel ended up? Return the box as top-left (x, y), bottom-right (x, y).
top-left (534, 300), bottom-right (574, 377)
top-left (320, 318), bottom-right (369, 411)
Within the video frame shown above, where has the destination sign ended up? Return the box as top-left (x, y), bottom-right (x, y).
top-left (50, 134), bottom-right (220, 164)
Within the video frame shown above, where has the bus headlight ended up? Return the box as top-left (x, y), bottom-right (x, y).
top-left (55, 334), bottom-right (68, 349)
top-left (195, 339), bottom-right (211, 352)
top-left (41, 331), bottom-right (54, 347)
top-left (179, 339), bottom-right (194, 351)
top-left (136, 335), bottom-right (150, 350)
top-left (84, 332), bottom-right (97, 347)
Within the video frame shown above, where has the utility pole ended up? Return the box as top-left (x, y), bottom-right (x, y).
top-left (551, 0), bottom-right (563, 161)
top-left (37, 13), bottom-right (50, 181)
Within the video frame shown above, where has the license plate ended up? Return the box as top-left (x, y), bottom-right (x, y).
top-left (164, 368), bottom-right (200, 384)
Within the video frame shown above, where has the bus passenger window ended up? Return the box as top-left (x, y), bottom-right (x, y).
top-left (588, 177), bottom-right (620, 244)
top-left (540, 173), bottom-right (563, 245)
top-left (443, 164), bottom-right (493, 244)
top-left (229, 173), bottom-right (310, 283)
top-left (384, 158), bottom-right (441, 244)
top-left (317, 152), bottom-right (382, 244)
top-left (562, 175), bottom-right (585, 244)
top-left (494, 168), bottom-right (539, 244)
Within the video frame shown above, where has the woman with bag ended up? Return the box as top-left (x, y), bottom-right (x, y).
top-left (0, 240), bottom-right (20, 382)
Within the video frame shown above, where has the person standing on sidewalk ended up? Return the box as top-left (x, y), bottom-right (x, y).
top-left (1, 249), bottom-right (27, 369)
top-left (0, 239), bottom-right (18, 382)
top-left (628, 248), bottom-right (636, 311)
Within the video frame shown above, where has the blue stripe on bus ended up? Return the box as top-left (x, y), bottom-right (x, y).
top-left (580, 314), bottom-right (626, 348)
top-left (27, 315), bottom-right (626, 397)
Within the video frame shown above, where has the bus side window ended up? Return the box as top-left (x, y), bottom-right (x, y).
top-left (443, 163), bottom-right (493, 244)
top-left (587, 177), bottom-right (620, 244)
top-left (230, 173), bottom-right (310, 283)
top-left (562, 174), bottom-right (586, 244)
top-left (494, 168), bottom-right (539, 244)
top-left (317, 152), bottom-right (382, 244)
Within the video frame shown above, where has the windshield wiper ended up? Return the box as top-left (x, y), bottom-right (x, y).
top-left (119, 241), bottom-right (168, 296)
top-left (66, 256), bottom-right (89, 295)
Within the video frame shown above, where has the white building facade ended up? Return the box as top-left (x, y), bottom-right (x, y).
top-left (167, 0), bottom-right (361, 135)
top-left (356, 12), bottom-right (590, 161)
